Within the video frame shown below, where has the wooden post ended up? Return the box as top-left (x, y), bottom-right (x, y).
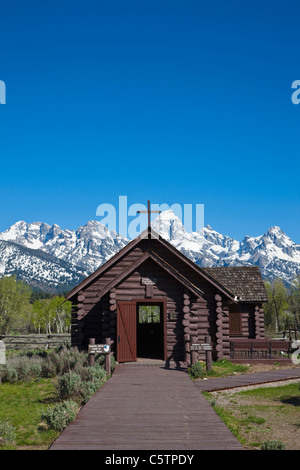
top-left (205, 336), bottom-right (212, 371)
top-left (105, 337), bottom-right (111, 376)
top-left (183, 291), bottom-right (191, 364)
top-left (89, 338), bottom-right (95, 366)
top-left (190, 335), bottom-right (197, 365)
top-left (215, 294), bottom-right (223, 359)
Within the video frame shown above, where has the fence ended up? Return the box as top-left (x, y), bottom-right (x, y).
top-left (230, 339), bottom-right (292, 360)
top-left (0, 334), bottom-right (71, 350)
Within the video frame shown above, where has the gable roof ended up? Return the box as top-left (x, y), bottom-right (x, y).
top-left (95, 250), bottom-right (205, 301)
top-left (66, 228), bottom-right (266, 303)
top-left (202, 266), bottom-right (268, 302)
top-left (66, 227), bottom-right (236, 301)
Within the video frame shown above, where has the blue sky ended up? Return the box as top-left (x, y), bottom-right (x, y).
top-left (0, 0), bottom-right (299, 242)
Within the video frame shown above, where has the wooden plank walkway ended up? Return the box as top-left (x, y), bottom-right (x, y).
top-left (49, 363), bottom-right (243, 450)
top-left (195, 366), bottom-right (300, 392)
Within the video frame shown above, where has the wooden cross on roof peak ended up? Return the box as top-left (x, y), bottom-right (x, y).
top-left (137, 200), bottom-right (161, 234)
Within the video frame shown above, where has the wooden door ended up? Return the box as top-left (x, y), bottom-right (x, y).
top-left (117, 302), bottom-right (137, 362)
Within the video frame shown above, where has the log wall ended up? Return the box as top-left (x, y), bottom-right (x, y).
top-left (70, 238), bottom-right (263, 362)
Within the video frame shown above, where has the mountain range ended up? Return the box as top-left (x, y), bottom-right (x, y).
top-left (0, 210), bottom-right (299, 294)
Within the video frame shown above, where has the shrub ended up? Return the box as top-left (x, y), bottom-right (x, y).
top-left (56, 372), bottom-right (82, 401)
top-left (261, 440), bottom-right (286, 450)
top-left (188, 361), bottom-right (205, 379)
top-left (41, 400), bottom-right (78, 432)
top-left (1, 366), bottom-right (18, 383)
top-left (41, 360), bottom-right (57, 378)
top-left (0, 421), bottom-right (16, 446)
top-left (45, 345), bottom-right (89, 376)
top-left (0, 355), bottom-right (44, 382)
top-left (80, 365), bottom-right (107, 403)
top-left (56, 366), bottom-right (107, 404)
top-left (0, 345), bottom-right (109, 391)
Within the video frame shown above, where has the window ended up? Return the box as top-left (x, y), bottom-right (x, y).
top-left (138, 305), bottom-right (161, 324)
top-left (229, 304), bottom-right (242, 335)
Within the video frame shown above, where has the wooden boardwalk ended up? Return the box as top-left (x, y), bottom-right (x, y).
top-left (50, 363), bottom-right (243, 450)
top-left (195, 366), bottom-right (300, 392)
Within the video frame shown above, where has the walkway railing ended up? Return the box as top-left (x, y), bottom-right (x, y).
top-left (230, 339), bottom-right (292, 360)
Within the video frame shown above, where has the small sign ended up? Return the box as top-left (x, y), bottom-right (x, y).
top-left (88, 344), bottom-right (110, 354)
top-left (190, 343), bottom-right (212, 351)
top-left (141, 277), bottom-right (157, 285)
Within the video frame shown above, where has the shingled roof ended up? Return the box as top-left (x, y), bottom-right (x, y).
top-left (202, 266), bottom-right (268, 302)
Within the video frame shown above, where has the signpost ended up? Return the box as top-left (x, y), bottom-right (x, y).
top-left (141, 277), bottom-right (157, 285)
top-left (190, 336), bottom-right (212, 371)
top-left (190, 343), bottom-right (211, 351)
top-left (88, 344), bottom-right (111, 355)
top-left (88, 338), bottom-right (112, 375)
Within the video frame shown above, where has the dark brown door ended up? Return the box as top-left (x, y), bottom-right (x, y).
top-left (117, 302), bottom-right (137, 362)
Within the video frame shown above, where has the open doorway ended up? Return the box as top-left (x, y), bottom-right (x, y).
top-left (136, 303), bottom-right (164, 359)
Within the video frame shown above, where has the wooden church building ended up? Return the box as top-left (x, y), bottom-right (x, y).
top-left (66, 226), bottom-right (268, 364)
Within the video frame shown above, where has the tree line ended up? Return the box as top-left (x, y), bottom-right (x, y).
top-left (0, 275), bottom-right (71, 335)
top-left (264, 276), bottom-right (300, 334)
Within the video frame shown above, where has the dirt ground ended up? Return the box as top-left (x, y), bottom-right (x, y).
top-left (245, 363), bottom-right (299, 374)
top-left (208, 364), bottom-right (300, 450)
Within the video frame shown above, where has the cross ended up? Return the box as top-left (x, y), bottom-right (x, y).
top-left (137, 200), bottom-right (161, 231)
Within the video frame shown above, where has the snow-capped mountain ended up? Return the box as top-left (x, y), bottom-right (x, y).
top-left (0, 211), bottom-right (299, 293)
top-left (152, 210), bottom-right (300, 284)
top-left (0, 220), bottom-right (127, 275)
top-left (0, 239), bottom-right (85, 293)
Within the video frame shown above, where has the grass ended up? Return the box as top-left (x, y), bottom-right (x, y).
top-left (189, 358), bottom-right (250, 379)
top-left (205, 381), bottom-right (300, 450)
top-left (205, 358), bottom-right (250, 377)
top-left (0, 346), bottom-right (112, 450)
top-left (0, 378), bottom-right (60, 449)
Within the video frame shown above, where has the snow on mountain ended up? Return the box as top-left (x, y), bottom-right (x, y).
top-left (0, 220), bottom-right (128, 275)
top-left (152, 211), bottom-right (300, 283)
top-left (0, 212), bottom-right (299, 292)
top-left (0, 239), bottom-right (85, 293)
